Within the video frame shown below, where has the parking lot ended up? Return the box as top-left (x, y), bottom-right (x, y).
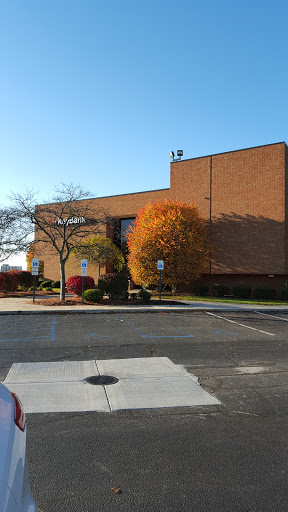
top-left (1, 310), bottom-right (288, 511)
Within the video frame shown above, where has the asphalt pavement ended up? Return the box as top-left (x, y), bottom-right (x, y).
top-left (1, 300), bottom-right (288, 511)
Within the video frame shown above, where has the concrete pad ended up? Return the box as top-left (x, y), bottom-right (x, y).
top-left (106, 376), bottom-right (221, 411)
top-left (97, 357), bottom-right (187, 379)
top-left (4, 360), bottom-right (98, 383)
top-left (5, 381), bottom-right (109, 413)
top-left (3, 358), bottom-right (221, 413)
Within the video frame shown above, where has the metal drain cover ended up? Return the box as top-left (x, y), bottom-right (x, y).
top-left (84, 375), bottom-right (119, 385)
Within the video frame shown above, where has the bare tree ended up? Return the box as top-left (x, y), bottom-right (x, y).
top-left (10, 183), bottom-right (111, 300)
top-left (0, 206), bottom-right (30, 263)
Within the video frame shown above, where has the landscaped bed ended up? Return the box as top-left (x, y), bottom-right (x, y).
top-left (2, 290), bottom-right (288, 307)
top-left (29, 297), bottom-right (181, 306)
top-left (0, 290), bottom-right (57, 298)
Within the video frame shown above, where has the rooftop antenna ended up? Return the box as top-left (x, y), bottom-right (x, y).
top-left (170, 150), bottom-right (183, 161)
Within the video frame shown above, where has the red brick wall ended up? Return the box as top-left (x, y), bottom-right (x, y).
top-left (179, 274), bottom-right (286, 296)
top-left (35, 142), bottom-right (288, 284)
top-left (170, 142), bottom-right (287, 275)
top-left (285, 143), bottom-right (288, 273)
top-left (170, 155), bottom-right (211, 219)
top-left (35, 188), bottom-right (170, 281)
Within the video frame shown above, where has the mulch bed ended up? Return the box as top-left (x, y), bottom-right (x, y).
top-left (29, 297), bottom-right (181, 307)
top-left (0, 291), bottom-right (56, 298)
top-left (0, 291), bottom-right (181, 306)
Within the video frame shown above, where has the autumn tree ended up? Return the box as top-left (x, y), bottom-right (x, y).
top-left (9, 183), bottom-right (110, 300)
top-left (127, 199), bottom-right (209, 293)
top-left (70, 235), bottom-right (124, 279)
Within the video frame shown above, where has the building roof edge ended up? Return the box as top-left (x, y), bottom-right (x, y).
top-left (171, 141), bottom-right (287, 164)
top-left (35, 188), bottom-right (170, 207)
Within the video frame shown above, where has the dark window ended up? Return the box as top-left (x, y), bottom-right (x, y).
top-left (121, 218), bottom-right (135, 241)
top-left (113, 218), bottom-right (135, 254)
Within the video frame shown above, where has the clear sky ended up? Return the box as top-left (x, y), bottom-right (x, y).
top-left (1, 0), bottom-right (287, 269)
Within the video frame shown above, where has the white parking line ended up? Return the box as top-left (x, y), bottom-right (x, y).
top-left (206, 312), bottom-right (275, 336)
top-left (254, 311), bottom-right (288, 322)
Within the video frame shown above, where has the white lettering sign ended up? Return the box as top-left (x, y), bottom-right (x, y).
top-left (57, 216), bottom-right (86, 226)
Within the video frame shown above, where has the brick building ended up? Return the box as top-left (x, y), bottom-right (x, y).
top-left (35, 141), bottom-right (288, 293)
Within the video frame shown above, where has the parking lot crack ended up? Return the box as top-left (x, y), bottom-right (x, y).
top-left (95, 359), bottom-right (112, 412)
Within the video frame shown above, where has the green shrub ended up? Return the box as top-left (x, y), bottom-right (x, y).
top-left (232, 286), bottom-right (251, 298)
top-left (212, 285), bottom-right (229, 297)
top-left (44, 287), bottom-right (53, 291)
top-left (253, 287), bottom-right (277, 299)
top-left (139, 289), bottom-right (152, 303)
top-left (51, 280), bottom-right (61, 288)
top-left (98, 273), bottom-right (128, 299)
top-left (281, 289), bottom-right (288, 300)
top-left (40, 280), bottom-right (53, 289)
top-left (84, 289), bottom-right (104, 302)
top-left (194, 285), bottom-right (209, 296)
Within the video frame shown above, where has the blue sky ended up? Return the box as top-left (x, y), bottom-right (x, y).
top-left (1, 0), bottom-right (287, 268)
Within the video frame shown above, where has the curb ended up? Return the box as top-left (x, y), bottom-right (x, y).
top-left (1, 307), bottom-right (288, 316)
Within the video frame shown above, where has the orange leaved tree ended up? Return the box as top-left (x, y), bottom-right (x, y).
top-left (127, 199), bottom-right (209, 293)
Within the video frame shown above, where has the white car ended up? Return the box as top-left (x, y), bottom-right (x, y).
top-left (0, 382), bottom-right (37, 511)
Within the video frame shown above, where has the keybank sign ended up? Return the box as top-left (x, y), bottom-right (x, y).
top-left (56, 216), bottom-right (86, 226)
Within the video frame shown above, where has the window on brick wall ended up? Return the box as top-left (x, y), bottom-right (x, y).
top-left (113, 218), bottom-right (135, 255)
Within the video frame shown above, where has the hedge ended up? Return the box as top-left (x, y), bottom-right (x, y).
top-left (51, 280), bottom-right (61, 288)
top-left (40, 280), bottom-right (53, 290)
top-left (98, 273), bottom-right (128, 299)
top-left (212, 285), bottom-right (229, 297)
top-left (84, 289), bottom-right (104, 302)
top-left (0, 271), bottom-right (19, 291)
top-left (139, 289), bottom-right (152, 303)
top-left (253, 287), bottom-right (277, 299)
top-left (194, 285), bottom-right (209, 296)
top-left (232, 286), bottom-right (251, 299)
top-left (281, 289), bottom-right (288, 300)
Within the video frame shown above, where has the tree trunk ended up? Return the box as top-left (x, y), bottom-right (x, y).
top-left (60, 259), bottom-right (66, 301)
top-left (172, 284), bottom-right (177, 295)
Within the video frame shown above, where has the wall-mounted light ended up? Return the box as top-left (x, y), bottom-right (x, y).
top-left (170, 150), bottom-right (183, 161)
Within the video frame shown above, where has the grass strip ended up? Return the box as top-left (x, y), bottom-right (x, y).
top-left (160, 295), bottom-right (288, 306)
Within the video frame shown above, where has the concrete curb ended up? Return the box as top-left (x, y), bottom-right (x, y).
top-left (1, 306), bottom-right (288, 316)
top-left (0, 308), bottom-right (235, 316)
top-left (2, 295), bottom-right (288, 315)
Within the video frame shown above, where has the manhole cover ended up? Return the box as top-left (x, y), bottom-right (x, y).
top-left (84, 375), bottom-right (119, 385)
